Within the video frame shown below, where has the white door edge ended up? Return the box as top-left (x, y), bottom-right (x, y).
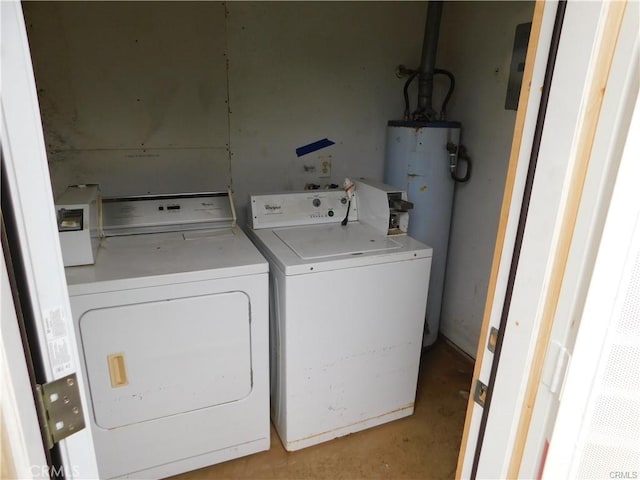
top-left (1, 1), bottom-right (99, 477)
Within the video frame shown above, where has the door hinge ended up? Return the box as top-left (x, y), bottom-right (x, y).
top-left (542, 341), bottom-right (571, 395)
top-left (473, 380), bottom-right (488, 407)
top-left (487, 326), bottom-right (499, 353)
top-left (35, 373), bottom-right (85, 449)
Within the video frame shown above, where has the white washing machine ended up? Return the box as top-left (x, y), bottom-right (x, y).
top-left (247, 181), bottom-right (432, 451)
top-left (61, 191), bottom-right (270, 479)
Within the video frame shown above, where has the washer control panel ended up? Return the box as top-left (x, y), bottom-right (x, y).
top-left (251, 190), bottom-right (358, 229)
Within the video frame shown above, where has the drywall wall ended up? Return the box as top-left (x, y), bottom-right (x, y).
top-left (24, 2), bottom-right (426, 209)
top-left (23, 2), bottom-right (231, 197)
top-left (437, 1), bottom-right (535, 357)
top-left (225, 2), bottom-right (425, 220)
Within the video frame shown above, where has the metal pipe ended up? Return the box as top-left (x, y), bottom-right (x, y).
top-left (417, 1), bottom-right (443, 119)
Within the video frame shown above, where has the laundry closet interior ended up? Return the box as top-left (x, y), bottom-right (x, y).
top-left (21, 1), bottom-right (536, 478)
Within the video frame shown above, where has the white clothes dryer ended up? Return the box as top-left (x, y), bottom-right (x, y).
top-left (247, 186), bottom-right (432, 451)
top-left (62, 192), bottom-right (269, 479)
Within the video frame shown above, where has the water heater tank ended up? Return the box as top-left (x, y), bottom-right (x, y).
top-left (384, 120), bottom-right (461, 347)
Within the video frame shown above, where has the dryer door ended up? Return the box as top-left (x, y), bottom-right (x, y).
top-left (79, 291), bottom-right (251, 429)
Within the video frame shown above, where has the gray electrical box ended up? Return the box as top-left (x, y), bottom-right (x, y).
top-left (505, 22), bottom-right (532, 111)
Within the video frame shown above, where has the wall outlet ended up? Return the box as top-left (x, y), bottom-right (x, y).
top-left (302, 154), bottom-right (331, 178)
top-left (319, 155), bottom-right (331, 178)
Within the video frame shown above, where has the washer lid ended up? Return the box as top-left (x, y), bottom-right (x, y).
top-left (274, 222), bottom-right (402, 260)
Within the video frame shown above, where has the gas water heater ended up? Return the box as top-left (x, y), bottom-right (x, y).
top-left (384, 121), bottom-right (462, 347)
top-left (384, 1), bottom-right (471, 347)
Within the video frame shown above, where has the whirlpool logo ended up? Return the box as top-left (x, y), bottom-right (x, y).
top-left (264, 204), bottom-right (282, 211)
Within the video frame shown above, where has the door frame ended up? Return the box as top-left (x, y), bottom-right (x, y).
top-left (455, 0), bottom-right (553, 475)
top-left (457, 1), bottom-right (633, 477)
top-left (1, 1), bottom-right (99, 477)
top-left (0, 241), bottom-right (48, 479)
top-left (542, 82), bottom-right (640, 479)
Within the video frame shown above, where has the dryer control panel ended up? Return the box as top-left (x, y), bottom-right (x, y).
top-left (251, 190), bottom-right (358, 229)
top-left (101, 191), bottom-right (236, 236)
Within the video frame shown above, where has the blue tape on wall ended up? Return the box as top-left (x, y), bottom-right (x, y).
top-left (295, 138), bottom-right (335, 157)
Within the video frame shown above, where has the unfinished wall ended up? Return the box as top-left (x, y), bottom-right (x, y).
top-left (437, 1), bottom-right (535, 357)
top-left (225, 2), bottom-right (425, 220)
top-left (24, 1), bottom-right (426, 211)
top-left (23, 2), bottom-right (230, 197)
